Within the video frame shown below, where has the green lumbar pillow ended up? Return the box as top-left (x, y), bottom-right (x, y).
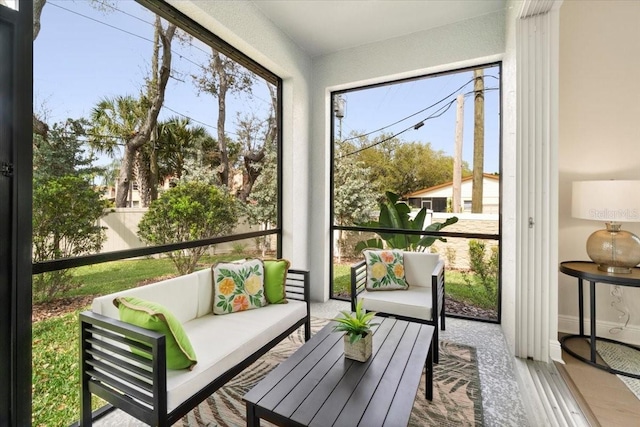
top-left (114, 296), bottom-right (197, 370)
top-left (263, 259), bottom-right (290, 304)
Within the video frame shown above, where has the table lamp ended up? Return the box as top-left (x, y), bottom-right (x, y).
top-left (572, 180), bottom-right (640, 273)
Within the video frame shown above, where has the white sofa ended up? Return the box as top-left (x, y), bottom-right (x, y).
top-left (351, 252), bottom-right (445, 362)
top-left (79, 267), bottom-right (310, 426)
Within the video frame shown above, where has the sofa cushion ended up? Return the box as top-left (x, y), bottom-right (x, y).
top-left (363, 249), bottom-right (409, 291)
top-left (212, 259), bottom-right (266, 314)
top-left (92, 273), bottom-right (200, 323)
top-left (263, 259), bottom-right (290, 304)
top-left (114, 296), bottom-right (197, 370)
top-left (165, 300), bottom-right (307, 412)
top-left (358, 287), bottom-right (433, 321)
top-left (195, 268), bottom-right (214, 318)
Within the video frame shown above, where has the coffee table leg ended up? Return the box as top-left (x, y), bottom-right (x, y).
top-left (425, 345), bottom-right (433, 400)
top-left (246, 403), bottom-right (260, 427)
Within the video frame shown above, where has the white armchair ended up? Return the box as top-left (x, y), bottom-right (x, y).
top-left (350, 252), bottom-right (446, 363)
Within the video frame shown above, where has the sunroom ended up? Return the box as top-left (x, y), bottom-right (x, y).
top-left (2, 0), bottom-right (640, 426)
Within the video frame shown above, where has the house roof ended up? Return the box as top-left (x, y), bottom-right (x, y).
top-left (404, 173), bottom-right (500, 198)
top-left (250, 1), bottom-right (506, 57)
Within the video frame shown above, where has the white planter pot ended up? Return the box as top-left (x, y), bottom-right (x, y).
top-left (344, 333), bottom-right (372, 362)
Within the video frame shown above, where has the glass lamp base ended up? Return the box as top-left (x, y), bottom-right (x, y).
top-left (586, 223), bottom-right (640, 274)
top-left (596, 264), bottom-right (633, 274)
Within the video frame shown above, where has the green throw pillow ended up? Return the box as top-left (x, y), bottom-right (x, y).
top-left (114, 296), bottom-right (197, 370)
top-left (363, 249), bottom-right (409, 291)
top-left (263, 259), bottom-right (290, 304)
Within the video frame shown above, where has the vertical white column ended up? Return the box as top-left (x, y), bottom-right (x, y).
top-left (515, 3), bottom-right (561, 362)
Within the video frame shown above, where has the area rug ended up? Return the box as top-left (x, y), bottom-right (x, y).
top-left (179, 317), bottom-right (484, 426)
top-left (596, 340), bottom-right (640, 400)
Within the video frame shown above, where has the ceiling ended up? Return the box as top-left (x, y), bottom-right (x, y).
top-left (251, 0), bottom-right (506, 57)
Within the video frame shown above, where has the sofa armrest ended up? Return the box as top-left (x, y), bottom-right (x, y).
top-left (285, 269), bottom-right (310, 303)
top-left (79, 311), bottom-right (168, 426)
top-left (285, 269), bottom-right (311, 341)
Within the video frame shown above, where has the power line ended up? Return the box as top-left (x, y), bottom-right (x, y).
top-left (48, 2), bottom-right (210, 73)
top-left (338, 87), bottom-right (499, 159)
top-left (162, 105), bottom-right (240, 137)
top-left (48, 2), bottom-right (272, 109)
top-left (48, 2), bottom-right (155, 44)
top-left (91, 0), bottom-right (156, 27)
top-left (342, 76), bottom-right (497, 143)
top-left (338, 99), bottom-right (456, 158)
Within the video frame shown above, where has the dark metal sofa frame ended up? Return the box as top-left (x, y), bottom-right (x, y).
top-left (79, 269), bottom-right (310, 427)
top-left (350, 260), bottom-right (445, 363)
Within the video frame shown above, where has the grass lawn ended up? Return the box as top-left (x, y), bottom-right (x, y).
top-left (331, 264), bottom-right (498, 312)
top-left (32, 309), bottom-right (98, 427)
top-left (445, 270), bottom-right (498, 311)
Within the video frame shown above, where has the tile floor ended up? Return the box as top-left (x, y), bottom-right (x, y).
top-left (313, 300), bottom-right (530, 427)
top-left (96, 300), bottom-right (530, 426)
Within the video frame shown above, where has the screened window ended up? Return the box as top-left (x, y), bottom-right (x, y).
top-left (31, 1), bottom-right (282, 424)
top-left (330, 64), bottom-right (501, 323)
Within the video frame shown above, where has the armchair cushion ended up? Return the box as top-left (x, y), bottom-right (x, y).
top-left (359, 286), bottom-right (434, 321)
top-left (363, 249), bottom-right (409, 291)
top-left (403, 252), bottom-right (440, 287)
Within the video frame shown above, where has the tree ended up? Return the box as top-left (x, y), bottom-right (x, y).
top-left (333, 141), bottom-right (378, 260)
top-left (137, 181), bottom-right (239, 274)
top-left (235, 83), bottom-right (278, 202)
top-left (193, 49), bottom-right (254, 187)
top-left (242, 136), bottom-right (277, 256)
top-left (154, 117), bottom-right (207, 181)
top-left (90, 18), bottom-right (176, 207)
top-left (32, 120), bottom-right (109, 302)
top-left (346, 131), bottom-right (472, 198)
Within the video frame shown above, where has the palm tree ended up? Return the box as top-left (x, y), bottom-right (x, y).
top-left (155, 117), bottom-right (207, 181)
top-left (88, 18), bottom-right (176, 207)
top-left (89, 95), bottom-right (146, 206)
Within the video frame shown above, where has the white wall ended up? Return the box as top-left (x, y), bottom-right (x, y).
top-left (163, 2), bottom-right (511, 305)
top-left (310, 11), bottom-right (506, 301)
top-left (499, 0), bottom-right (520, 356)
top-left (558, 1), bottom-right (640, 344)
top-left (166, 0), bottom-right (313, 272)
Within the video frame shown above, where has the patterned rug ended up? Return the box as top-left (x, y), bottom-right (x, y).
top-left (596, 340), bottom-right (640, 400)
top-left (179, 318), bottom-right (484, 426)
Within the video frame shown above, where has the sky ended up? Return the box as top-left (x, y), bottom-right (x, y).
top-left (34, 0), bottom-right (273, 165)
top-left (336, 67), bottom-right (501, 174)
top-left (34, 0), bottom-right (500, 173)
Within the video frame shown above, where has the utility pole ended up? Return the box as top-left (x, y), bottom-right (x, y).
top-left (453, 94), bottom-right (464, 213)
top-left (472, 69), bottom-right (485, 213)
top-left (334, 95), bottom-right (345, 140)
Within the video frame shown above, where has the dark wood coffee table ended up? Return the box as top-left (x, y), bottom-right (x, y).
top-left (243, 317), bottom-right (434, 426)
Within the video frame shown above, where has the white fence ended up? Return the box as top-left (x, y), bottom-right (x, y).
top-left (98, 208), bottom-right (266, 256)
top-left (336, 212), bottom-right (499, 270)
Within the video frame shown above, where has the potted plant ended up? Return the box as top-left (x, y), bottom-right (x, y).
top-left (333, 300), bottom-right (379, 362)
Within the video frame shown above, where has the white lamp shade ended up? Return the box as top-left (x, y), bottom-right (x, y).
top-left (572, 180), bottom-right (640, 223)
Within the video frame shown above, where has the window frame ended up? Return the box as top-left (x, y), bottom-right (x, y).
top-left (329, 62), bottom-right (503, 324)
top-left (32, 0), bottom-right (285, 275)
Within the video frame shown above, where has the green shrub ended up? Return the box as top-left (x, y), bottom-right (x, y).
top-left (466, 240), bottom-right (498, 299)
top-left (137, 181), bottom-right (238, 274)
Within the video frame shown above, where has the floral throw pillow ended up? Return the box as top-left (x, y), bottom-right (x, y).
top-left (212, 259), bottom-right (266, 314)
top-left (364, 249), bottom-right (409, 291)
